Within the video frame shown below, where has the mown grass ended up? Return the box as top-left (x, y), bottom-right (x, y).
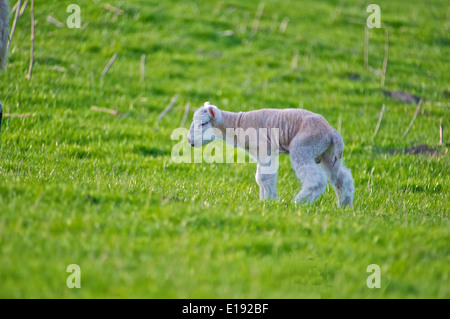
top-left (0, 0), bottom-right (449, 298)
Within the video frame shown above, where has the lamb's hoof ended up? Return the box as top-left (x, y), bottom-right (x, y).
top-left (338, 201), bottom-right (353, 209)
top-left (338, 197), bottom-right (353, 209)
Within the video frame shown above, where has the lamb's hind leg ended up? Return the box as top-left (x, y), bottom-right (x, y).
top-left (332, 166), bottom-right (354, 208)
top-left (290, 135), bottom-right (328, 204)
top-left (319, 147), bottom-right (354, 208)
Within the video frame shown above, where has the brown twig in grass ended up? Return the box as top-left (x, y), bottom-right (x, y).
top-left (251, 2), bottom-right (264, 37)
top-left (402, 99), bottom-right (423, 139)
top-left (239, 11), bottom-right (249, 34)
top-left (91, 106), bottom-right (124, 117)
top-left (4, 112), bottom-right (31, 118)
top-left (180, 102), bottom-right (190, 127)
top-left (241, 70), bottom-right (254, 90)
top-left (290, 50), bottom-right (298, 71)
top-left (101, 53), bottom-right (118, 77)
top-left (279, 17), bottom-right (289, 33)
top-left (270, 14), bottom-right (278, 33)
top-left (372, 104), bottom-right (386, 138)
top-left (47, 15), bottom-right (64, 28)
top-left (19, 0), bottom-right (28, 16)
top-left (140, 54), bottom-right (145, 82)
top-left (157, 94), bottom-right (179, 121)
top-left (7, 0), bottom-right (21, 51)
top-left (102, 3), bottom-right (124, 15)
top-left (438, 118), bottom-right (443, 146)
top-left (367, 167), bottom-right (375, 193)
top-left (11, 0), bottom-right (19, 13)
top-left (381, 28), bottom-right (389, 87)
top-left (25, 0), bottom-right (34, 80)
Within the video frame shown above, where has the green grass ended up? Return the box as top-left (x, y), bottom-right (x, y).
top-left (0, 0), bottom-right (449, 298)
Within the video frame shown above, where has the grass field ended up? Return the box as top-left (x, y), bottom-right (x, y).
top-left (0, 0), bottom-right (449, 298)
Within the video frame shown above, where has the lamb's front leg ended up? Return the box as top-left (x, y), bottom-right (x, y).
top-left (255, 163), bottom-right (278, 200)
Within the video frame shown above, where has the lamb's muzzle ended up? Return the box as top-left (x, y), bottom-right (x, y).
top-left (188, 102), bottom-right (354, 207)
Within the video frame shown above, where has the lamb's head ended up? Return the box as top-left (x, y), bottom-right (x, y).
top-left (187, 102), bottom-right (224, 147)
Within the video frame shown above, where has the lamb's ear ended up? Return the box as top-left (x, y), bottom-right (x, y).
top-left (205, 104), bottom-right (224, 125)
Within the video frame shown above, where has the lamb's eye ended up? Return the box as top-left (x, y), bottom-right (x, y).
top-left (201, 122), bottom-right (209, 127)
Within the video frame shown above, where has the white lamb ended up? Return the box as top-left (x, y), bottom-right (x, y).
top-left (0, 0), bottom-right (9, 130)
top-left (187, 102), bottom-right (354, 207)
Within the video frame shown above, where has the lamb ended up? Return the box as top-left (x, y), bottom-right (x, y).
top-left (0, 0), bottom-right (9, 131)
top-left (187, 102), bottom-right (354, 207)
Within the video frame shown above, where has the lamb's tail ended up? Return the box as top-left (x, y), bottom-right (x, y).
top-left (0, 0), bottom-right (9, 72)
top-left (330, 129), bottom-right (344, 179)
